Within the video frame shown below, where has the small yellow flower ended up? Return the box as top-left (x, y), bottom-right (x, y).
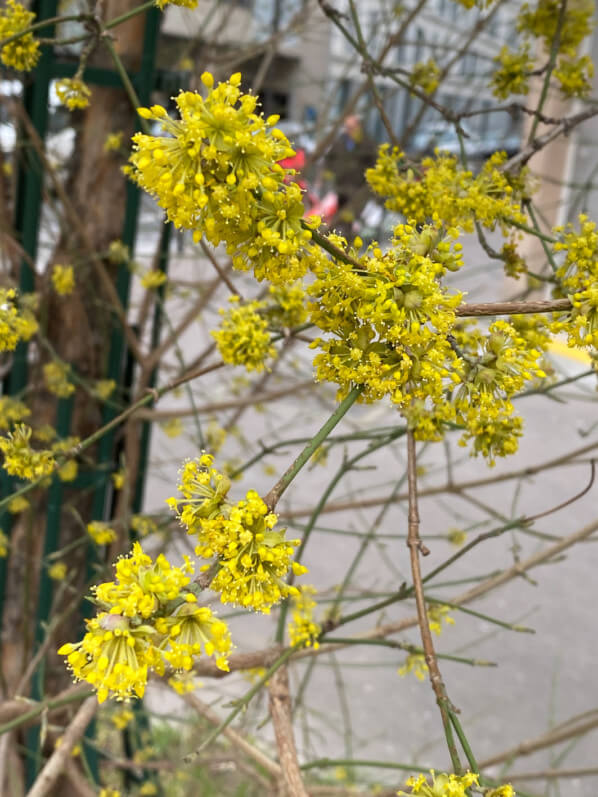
top-left (43, 361), bottom-right (75, 398)
top-left (161, 417), bottom-right (183, 438)
top-left (55, 78), bottom-right (91, 110)
top-left (397, 770), bottom-right (479, 796)
top-left (0, 531), bottom-right (8, 557)
top-left (7, 495), bottom-right (29, 513)
top-left (140, 270), bottom-right (167, 289)
top-left (103, 131), bottom-right (124, 153)
top-left (398, 653), bottom-right (428, 681)
top-left (87, 522), bottom-right (117, 546)
top-left (48, 561), bottom-right (67, 580)
top-left (112, 469), bottom-right (126, 489)
top-left (111, 707), bottom-right (134, 730)
top-left (51, 265), bottom-right (75, 296)
top-left (0, 1), bottom-right (40, 71)
top-left (94, 379), bottom-right (116, 401)
top-left (58, 459), bottom-right (78, 482)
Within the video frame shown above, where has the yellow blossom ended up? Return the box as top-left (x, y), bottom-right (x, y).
top-left (94, 379), bottom-right (116, 400)
top-left (48, 561), bottom-right (67, 580)
top-left (0, 1), bottom-right (40, 71)
top-left (427, 604), bottom-right (455, 635)
top-left (130, 514), bottom-right (159, 538)
top-left (51, 264), bottom-right (75, 296)
top-left (0, 396), bottom-right (30, 430)
top-left (43, 361), bottom-right (75, 398)
top-left (161, 417), bottom-right (183, 438)
top-left (288, 585), bottom-right (320, 649)
top-left (58, 459), bottom-right (78, 482)
top-left (0, 531), bottom-right (8, 557)
top-left (0, 288), bottom-right (37, 350)
top-left (55, 78), bottom-right (91, 110)
top-left (398, 653), bottom-right (428, 681)
top-left (103, 131), bottom-right (124, 153)
top-left (397, 770), bottom-right (479, 796)
top-left (87, 521), bottom-right (117, 546)
top-left (0, 424), bottom-right (54, 480)
top-left (110, 707), bottom-right (134, 730)
top-left (140, 270), bottom-right (167, 289)
top-left (212, 296), bottom-right (275, 372)
top-left (7, 494), bottom-right (29, 513)
top-left (127, 75), bottom-right (320, 284)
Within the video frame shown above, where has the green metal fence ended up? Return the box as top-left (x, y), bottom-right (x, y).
top-left (0, 1), bottom-right (180, 787)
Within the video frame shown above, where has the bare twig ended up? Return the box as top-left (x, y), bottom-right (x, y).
top-left (268, 664), bottom-right (309, 797)
top-left (405, 431), bottom-right (462, 772)
top-left (26, 696), bottom-right (97, 797)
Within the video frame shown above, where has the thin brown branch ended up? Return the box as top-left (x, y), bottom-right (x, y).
top-left (479, 710), bottom-right (598, 769)
top-left (405, 431), bottom-right (461, 771)
top-left (268, 664), bottom-right (309, 797)
top-left (136, 379), bottom-right (315, 420)
top-left (184, 692), bottom-right (281, 779)
top-left (279, 438), bottom-right (598, 519)
top-left (26, 696), bottom-right (97, 797)
top-left (455, 298), bottom-right (571, 317)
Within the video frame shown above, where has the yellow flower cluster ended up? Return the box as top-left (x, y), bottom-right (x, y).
top-left (266, 280), bottom-right (308, 329)
top-left (427, 604), bottom-right (455, 635)
top-left (94, 379), bottom-right (116, 400)
top-left (103, 131), bottom-right (123, 153)
top-left (55, 78), bottom-right (91, 110)
top-left (0, 0), bottom-right (40, 71)
top-left (366, 147), bottom-right (529, 235)
top-left (410, 59), bottom-right (440, 94)
top-left (0, 530), bottom-right (8, 557)
top-left (87, 521), bottom-right (117, 546)
top-left (554, 215), bottom-right (598, 348)
top-left (43, 360), bottom-right (75, 398)
top-left (518, 0), bottom-right (593, 58)
top-left (154, 0), bottom-right (198, 9)
top-left (51, 264), bottom-right (75, 296)
top-left (0, 396), bottom-right (30, 430)
top-left (309, 223), bottom-right (463, 407)
top-left (398, 653), bottom-right (428, 681)
top-left (127, 73), bottom-right (322, 284)
top-left (398, 771), bottom-right (480, 796)
top-left (515, 0), bottom-right (594, 99)
top-left (0, 288), bottom-right (37, 350)
top-left (452, 319), bottom-right (547, 463)
top-left (212, 296), bottom-right (276, 372)
top-left (168, 454), bottom-right (306, 612)
top-left (0, 424), bottom-right (54, 480)
top-left (130, 514), bottom-right (159, 538)
top-left (288, 585), bottom-right (321, 649)
top-left (48, 561), bottom-right (67, 580)
top-left (59, 542), bottom-right (231, 702)
top-left (140, 269), bottom-right (167, 289)
top-left (554, 55), bottom-right (594, 98)
top-left (491, 46), bottom-right (533, 99)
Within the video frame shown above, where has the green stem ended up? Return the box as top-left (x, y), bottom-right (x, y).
top-left (525, 202), bottom-right (558, 272)
top-left (105, 0), bottom-right (155, 29)
top-left (448, 709), bottom-right (479, 774)
top-left (102, 36), bottom-right (150, 133)
top-left (527, 0), bottom-right (568, 143)
top-left (264, 384), bottom-right (363, 511)
top-left (506, 217), bottom-right (556, 244)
